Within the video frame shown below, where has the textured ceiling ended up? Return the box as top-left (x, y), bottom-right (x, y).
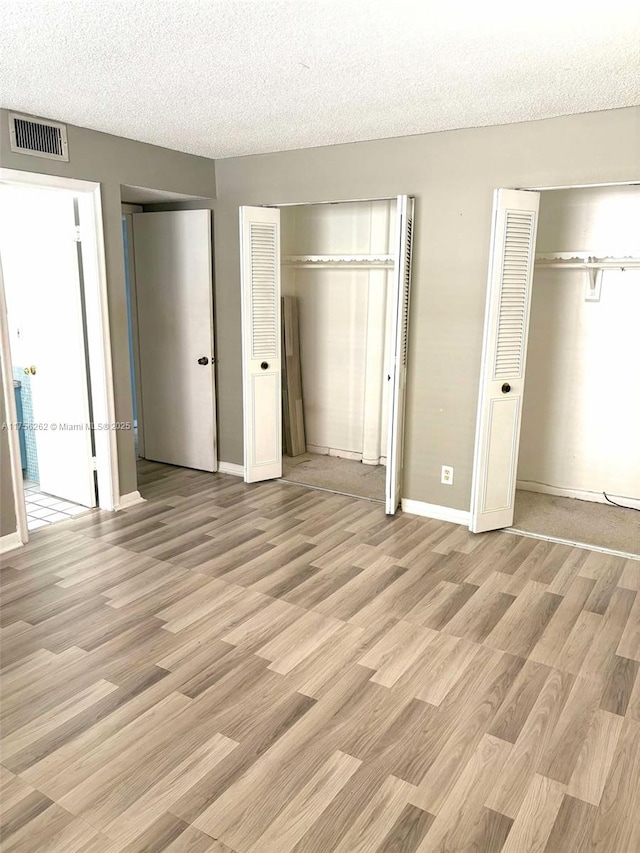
top-left (2, 1), bottom-right (639, 160)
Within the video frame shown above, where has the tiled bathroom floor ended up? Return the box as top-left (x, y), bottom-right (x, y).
top-left (24, 480), bottom-right (90, 530)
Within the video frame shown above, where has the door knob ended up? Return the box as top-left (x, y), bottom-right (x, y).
top-left (24, 366), bottom-right (36, 375)
top-left (197, 356), bottom-right (209, 365)
top-left (261, 362), bottom-right (269, 370)
top-left (501, 383), bottom-right (511, 394)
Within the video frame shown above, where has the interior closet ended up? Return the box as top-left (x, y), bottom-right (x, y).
top-left (279, 200), bottom-right (397, 501)
top-left (515, 184), bottom-right (640, 553)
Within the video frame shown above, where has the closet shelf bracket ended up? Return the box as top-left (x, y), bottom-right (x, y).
top-left (586, 267), bottom-right (603, 302)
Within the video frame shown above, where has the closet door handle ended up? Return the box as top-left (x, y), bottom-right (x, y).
top-left (501, 383), bottom-right (511, 394)
top-left (197, 356), bottom-right (209, 365)
top-left (261, 362), bottom-right (269, 370)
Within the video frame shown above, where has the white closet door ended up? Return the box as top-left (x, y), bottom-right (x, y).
top-left (133, 210), bottom-right (216, 472)
top-left (385, 195), bottom-right (414, 514)
top-left (470, 189), bottom-right (540, 533)
top-left (240, 206), bottom-right (282, 482)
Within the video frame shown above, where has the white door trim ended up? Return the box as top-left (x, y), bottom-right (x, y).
top-left (0, 168), bottom-right (119, 544)
top-left (122, 211), bottom-right (145, 458)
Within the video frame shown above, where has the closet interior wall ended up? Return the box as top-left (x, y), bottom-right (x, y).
top-left (280, 201), bottom-right (396, 466)
top-left (518, 185), bottom-right (640, 506)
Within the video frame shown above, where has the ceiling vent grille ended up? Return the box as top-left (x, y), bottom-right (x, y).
top-left (8, 113), bottom-right (69, 161)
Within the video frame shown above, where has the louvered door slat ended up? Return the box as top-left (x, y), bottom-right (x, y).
top-left (250, 222), bottom-right (278, 359)
top-left (492, 209), bottom-right (536, 380)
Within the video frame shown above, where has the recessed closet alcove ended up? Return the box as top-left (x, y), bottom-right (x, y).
top-left (279, 199), bottom-right (398, 501)
top-left (515, 184), bottom-right (640, 553)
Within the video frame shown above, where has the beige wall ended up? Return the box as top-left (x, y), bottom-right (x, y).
top-left (213, 107), bottom-right (640, 510)
top-left (0, 112), bottom-right (216, 535)
top-left (1, 107), bottom-right (638, 533)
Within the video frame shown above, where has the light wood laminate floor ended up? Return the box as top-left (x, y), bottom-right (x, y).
top-left (1, 460), bottom-right (639, 852)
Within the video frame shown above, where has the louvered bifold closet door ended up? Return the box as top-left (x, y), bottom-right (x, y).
top-left (386, 195), bottom-right (415, 514)
top-left (240, 206), bottom-right (282, 482)
top-left (470, 189), bottom-right (540, 533)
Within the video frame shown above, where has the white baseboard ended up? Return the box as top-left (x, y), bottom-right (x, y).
top-left (306, 445), bottom-right (368, 462)
top-left (306, 444), bottom-right (328, 456)
top-left (116, 490), bottom-right (146, 511)
top-left (0, 531), bottom-right (24, 554)
top-left (517, 480), bottom-right (640, 511)
top-left (401, 498), bottom-right (470, 526)
top-left (218, 461), bottom-right (244, 477)
top-left (329, 448), bottom-right (362, 462)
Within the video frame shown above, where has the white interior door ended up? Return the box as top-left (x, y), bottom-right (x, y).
top-left (385, 195), bottom-right (414, 514)
top-left (240, 206), bottom-right (282, 483)
top-left (133, 210), bottom-right (216, 471)
top-left (470, 188), bottom-right (540, 533)
top-left (0, 185), bottom-right (96, 507)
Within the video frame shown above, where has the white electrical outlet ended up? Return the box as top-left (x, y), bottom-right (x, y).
top-left (441, 465), bottom-right (454, 485)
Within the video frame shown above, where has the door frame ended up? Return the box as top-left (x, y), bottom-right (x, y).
top-left (469, 178), bottom-right (639, 535)
top-left (0, 168), bottom-right (119, 547)
top-left (121, 205), bottom-right (145, 458)
top-left (241, 194), bottom-right (413, 509)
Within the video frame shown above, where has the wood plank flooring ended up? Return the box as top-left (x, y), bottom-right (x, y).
top-left (1, 459), bottom-right (639, 852)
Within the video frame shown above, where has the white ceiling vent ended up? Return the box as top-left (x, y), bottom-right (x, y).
top-left (8, 113), bottom-right (69, 161)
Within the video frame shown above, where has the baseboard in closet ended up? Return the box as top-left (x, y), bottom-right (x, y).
top-left (306, 445), bottom-right (387, 465)
top-left (517, 479), bottom-right (640, 511)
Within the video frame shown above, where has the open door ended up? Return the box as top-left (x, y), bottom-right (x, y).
top-left (133, 210), bottom-right (216, 471)
top-left (385, 195), bottom-right (414, 514)
top-left (0, 186), bottom-right (96, 508)
top-left (470, 189), bottom-right (540, 533)
top-left (240, 206), bottom-right (282, 483)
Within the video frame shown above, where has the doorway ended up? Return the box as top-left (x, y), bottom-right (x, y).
top-left (239, 196), bottom-right (414, 514)
top-left (0, 170), bottom-right (118, 544)
top-left (470, 182), bottom-right (640, 555)
top-left (278, 199), bottom-right (395, 503)
top-left (513, 184), bottom-right (640, 553)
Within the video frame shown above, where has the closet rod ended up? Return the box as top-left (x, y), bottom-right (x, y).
top-left (282, 254), bottom-right (394, 263)
top-left (282, 253), bottom-right (395, 269)
top-left (534, 256), bottom-right (640, 302)
top-left (283, 262), bottom-right (394, 270)
top-left (535, 260), bottom-right (640, 271)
